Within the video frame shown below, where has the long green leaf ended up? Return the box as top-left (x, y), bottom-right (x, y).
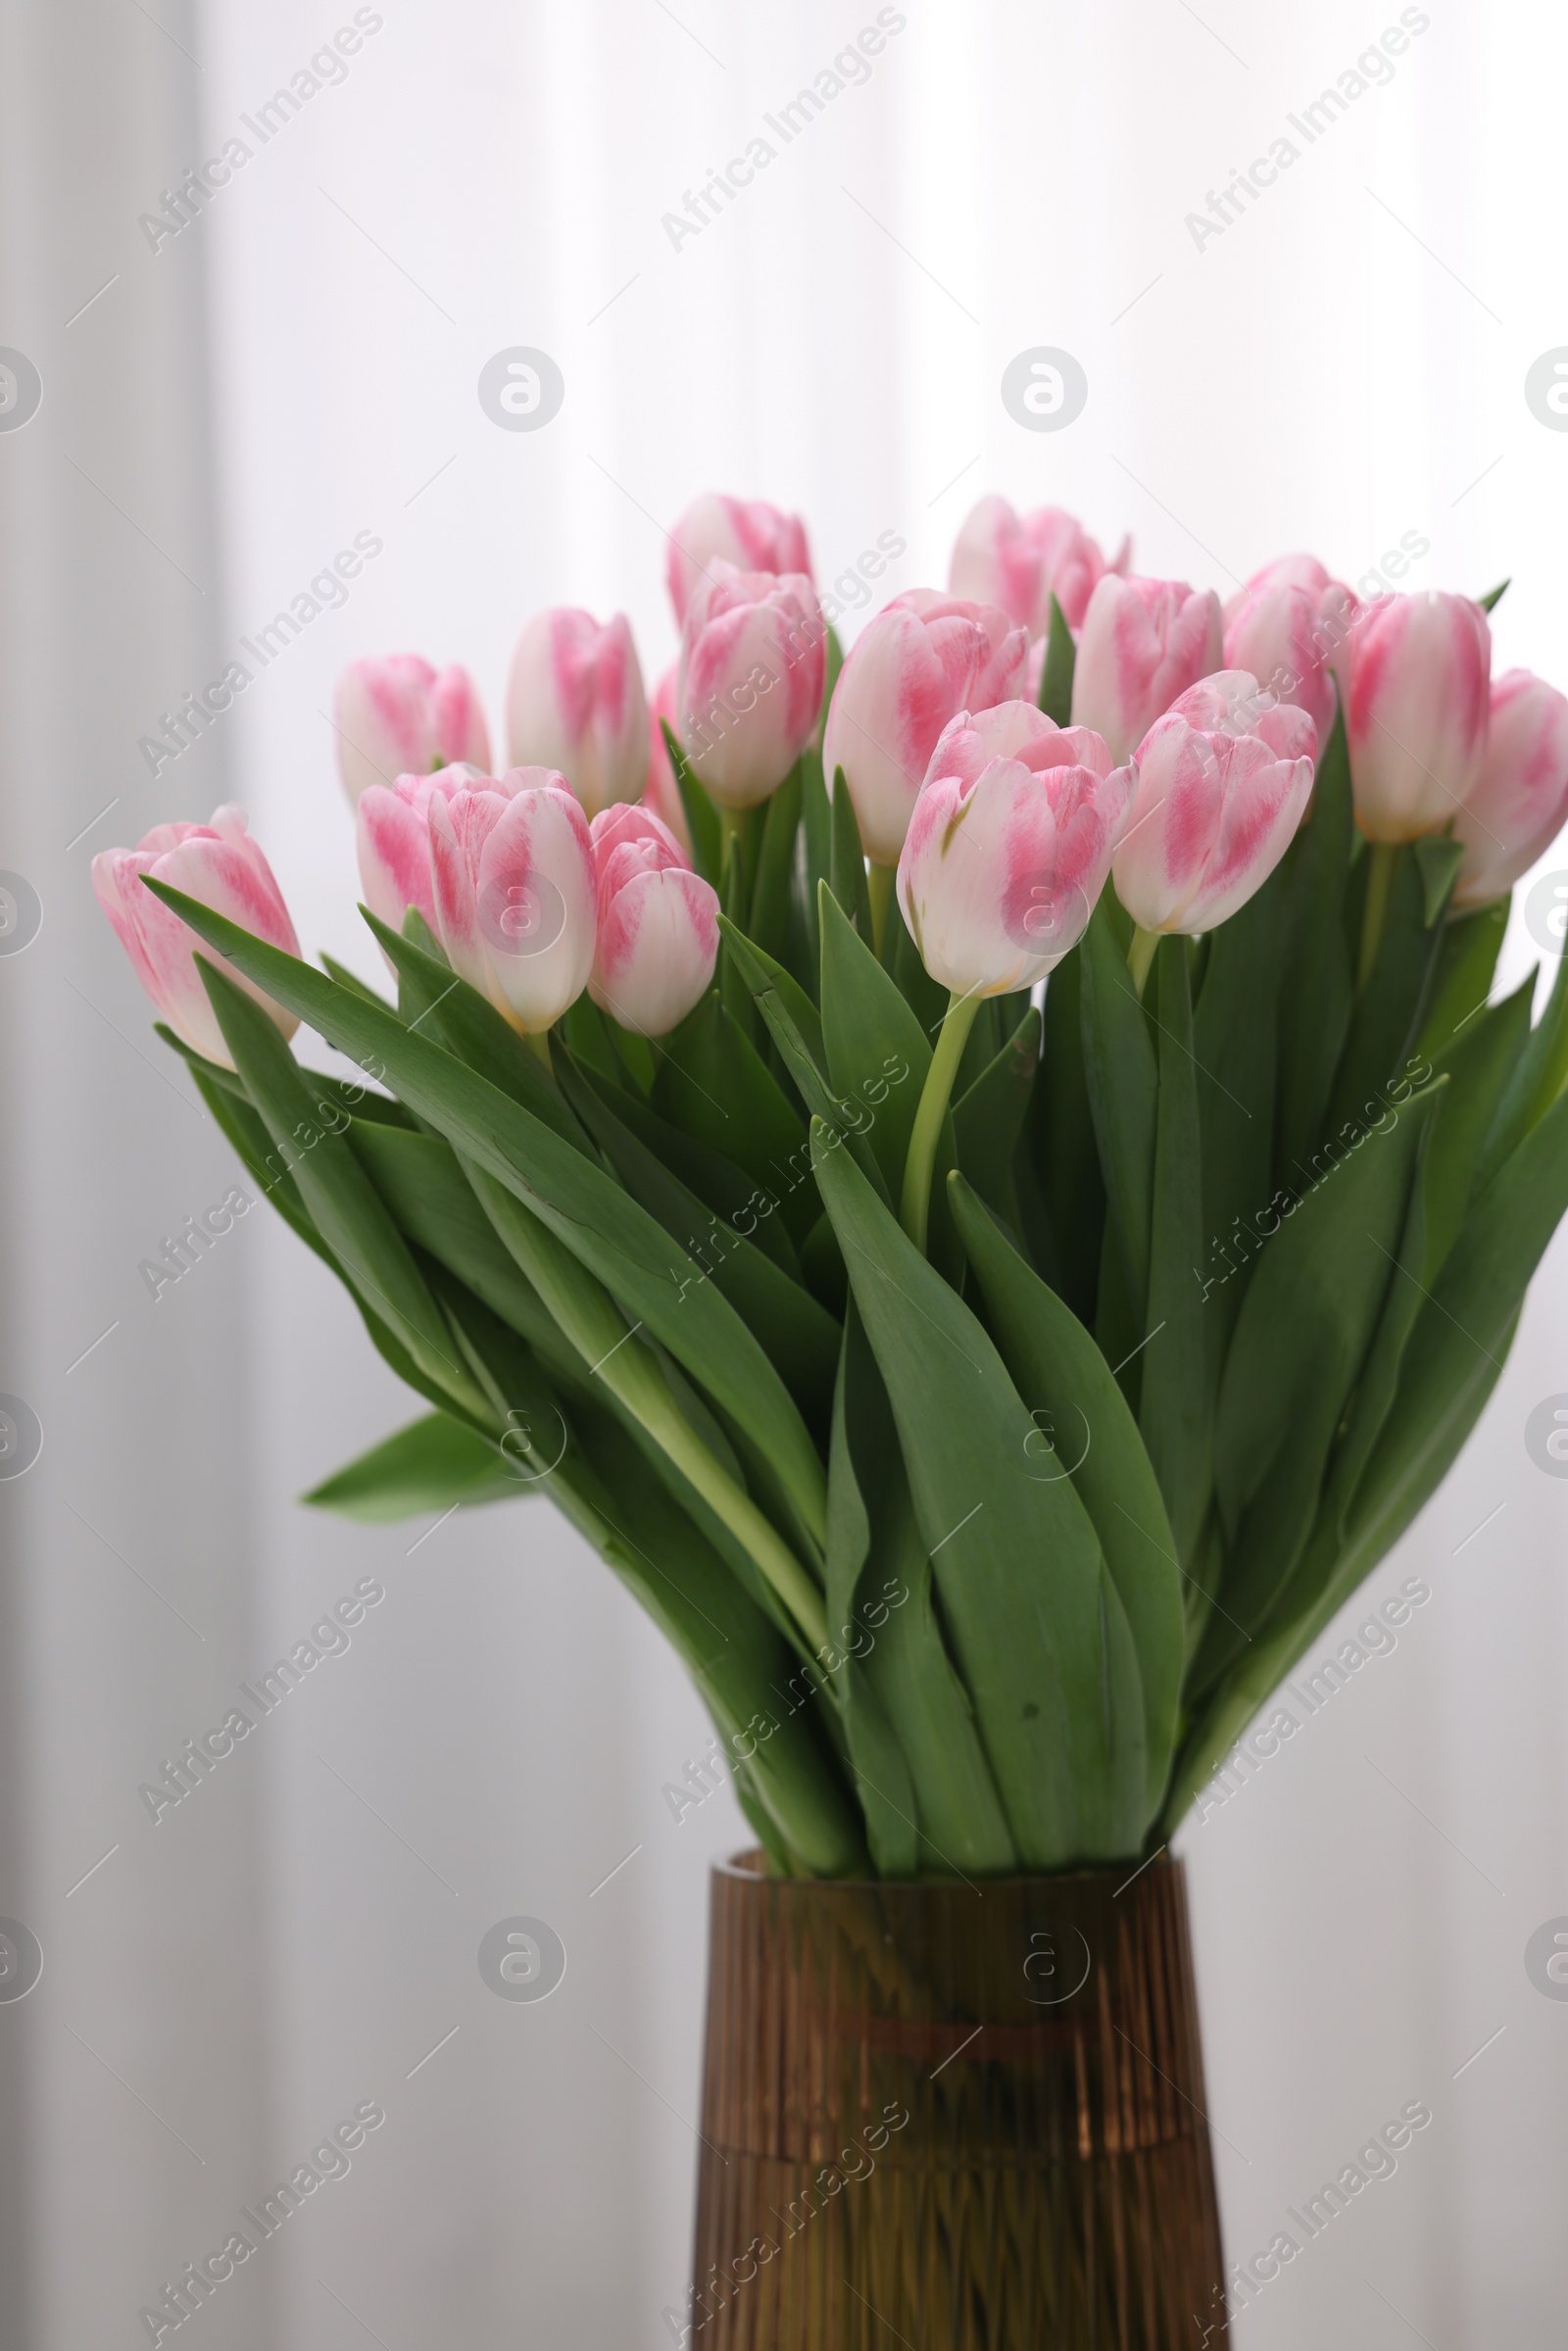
top-left (826, 1304), bottom-right (1016, 1875)
top-left (829, 764), bottom-right (874, 941)
top-left (661, 718), bottom-right (722, 888)
top-left (199, 960), bottom-right (491, 1423)
top-left (552, 1046), bottom-right (840, 1420)
top-left (949, 1173), bottom-right (1182, 1820)
top-left (363, 908), bottom-right (589, 1149)
top-left (1417, 899), bottom-right (1509, 1061)
top-left (953, 1005), bottom-right (1040, 1218)
top-left (304, 1411), bottom-right (522, 1520)
top-left (1274, 700), bottom-right (1353, 1187)
top-left (1199, 1080), bottom-right (1442, 1689)
top-left (1141, 938), bottom-right (1211, 1569)
top-left (818, 887), bottom-right (932, 1204)
top-left (1037, 592), bottom-right (1075, 725)
top-left (1079, 896), bottom-right (1157, 1318)
top-left (146, 879), bottom-right (830, 1548)
top-left (1475, 942), bottom-right (1568, 1192)
top-left (1026, 946), bottom-right (1103, 1320)
top-left (811, 1119), bottom-right (1147, 1865)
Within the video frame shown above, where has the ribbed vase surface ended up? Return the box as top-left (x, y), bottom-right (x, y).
top-left (688, 1852), bottom-right (1222, 2349)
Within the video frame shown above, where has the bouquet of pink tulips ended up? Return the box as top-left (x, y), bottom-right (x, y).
top-left (95, 491), bottom-right (1568, 1879)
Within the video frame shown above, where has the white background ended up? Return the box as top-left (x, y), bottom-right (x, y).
top-left (3, 0), bottom-right (1567, 2344)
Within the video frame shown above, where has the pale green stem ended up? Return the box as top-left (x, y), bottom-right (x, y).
top-left (867, 860), bottom-right (895, 958)
top-left (521, 1025), bottom-right (554, 1067)
top-left (1127, 924), bottom-right (1160, 999)
top-left (900, 991), bottom-right (981, 1254)
top-left (1357, 840), bottom-right (1401, 993)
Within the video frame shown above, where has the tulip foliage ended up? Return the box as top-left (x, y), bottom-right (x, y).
top-left (99, 497), bottom-right (1568, 1880)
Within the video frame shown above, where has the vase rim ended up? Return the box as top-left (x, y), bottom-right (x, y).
top-left (714, 1846), bottom-right (1184, 1894)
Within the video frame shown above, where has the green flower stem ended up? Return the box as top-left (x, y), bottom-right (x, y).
top-left (1357, 840), bottom-right (1401, 992)
top-left (521, 1025), bottom-right (554, 1068)
top-left (900, 990), bottom-right (981, 1254)
top-left (867, 859), bottom-right (895, 958)
top-left (1127, 923), bottom-right (1160, 999)
top-left (468, 1164), bottom-right (830, 1657)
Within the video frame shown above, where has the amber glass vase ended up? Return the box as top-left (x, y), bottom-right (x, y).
top-left (688, 1851), bottom-right (1222, 2349)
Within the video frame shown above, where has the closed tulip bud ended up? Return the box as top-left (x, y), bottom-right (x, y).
top-left (642, 663), bottom-right (692, 854)
top-left (333, 655), bottom-right (489, 808)
top-left (588, 804), bottom-right (719, 1037)
top-left (1221, 551), bottom-right (1337, 621)
top-left (1453, 669), bottom-right (1568, 908)
top-left (92, 807), bottom-right (300, 1066)
top-left (1071, 575), bottom-right (1225, 763)
top-left (1224, 553), bottom-right (1359, 723)
top-left (356, 765), bottom-right (486, 938)
top-left (1348, 591), bottom-right (1491, 842)
top-left (948, 494), bottom-right (1131, 636)
top-left (1113, 671), bottom-right (1316, 936)
top-left (897, 703), bottom-right (1133, 996)
top-left (1222, 581), bottom-right (1342, 749)
top-left (665, 492), bottom-right (812, 628)
top-left (678, 562), bottom-right (825, 808)
top-left (506, 609), bottom-right (650, 820)
top-left (822, 592), bottom-right (1029, 864)
top-left (427, 769), bottom-right (596, 1034)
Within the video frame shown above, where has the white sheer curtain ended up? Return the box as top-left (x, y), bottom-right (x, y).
top-left (4, 0), bottom-right (1567, 2343)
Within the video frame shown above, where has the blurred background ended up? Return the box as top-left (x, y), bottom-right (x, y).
top-left (3, 0), bottom-right (1567, 2343)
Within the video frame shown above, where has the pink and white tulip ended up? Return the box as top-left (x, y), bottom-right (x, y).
top-left (822, 592), bottom-right (1029, 865)
top-left (1223, 581), bottom-right (1345, 750)
top-left (1221, 552), bottom-right (1339, 621)
top-left (642, 663), bottom-right (692, 854)
top-left (1224, 554), bottom-right (1359, 723)
top-left (666, 492), bottom-right (812, 628)
top-left (588, 804), bottom-right (718, 1037)
top-left (1071, 575), bottom-right (1224, 764)
top-left (678, 562), bottom-right (825, 808)
top-left (1112, 672), bottom-right (1316, 935)
top-left (897, 704), bottom-right (1133, 996)
top-left (334, 655), bottom-right (490, 808)
top-left (506, 610), bottom-right (650, 820)
top-left (92, 807), bottom-right (300, 1067)
top-left (1348, 591), bottom-right (1491, 842)
top-left (355, 766), bottom-right (489, 939)
top-left (948, 495), bottom-right (1130, 636)
top-left (1453, 669), bottom-right (1568, 908)
top-left (427, 769), bottom-right (596, 1034)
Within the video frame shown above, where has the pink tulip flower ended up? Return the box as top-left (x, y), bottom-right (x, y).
top-left (822, 591), bottom-right (1029, 864)
top-left (897, 703), bottom-right (1133, 997)
top-left (1453, 669), bottom-right (1568, 908)
top-left (1223, 581), bottom-right (1343, 750)
top-left (678, 562), bottom-right (825, 808)
top-left (948, 495), bottom-right (1131, 636)
top-left (666, 492), bottom-right (812, 628)
top-left (588, 804), bottom-right (719, 1037)
top-left (1112, 672), bottom-right (1316, 935)
top-left (93, 807), bottom-right (301, 1066)
top-left (1348, 592), bottom-right (1491, 842)
top-left (1221, 552), bottom-right (1339, 621)
top-left (506, 609), bottom-right (650, 820)
top-left (334, 655), bottom-right (490, 808)
top-left (1224, 554), bottom-right (1359, 725)
top-left (355, 765), bottom-right (489, 939)
top-left (1071, 575), bottom-right (1225, 763)
top-left (642, 663), bottom-right (692, 854)
top-left (427, 769), bottom-right (597, 1034)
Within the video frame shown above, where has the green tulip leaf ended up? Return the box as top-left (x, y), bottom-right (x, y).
top-left (811, 1118), bottom-right (1147, 1865)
